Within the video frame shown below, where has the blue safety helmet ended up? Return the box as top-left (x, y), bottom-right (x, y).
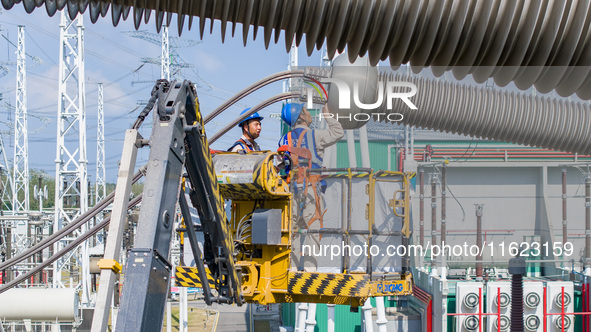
top-left (281, 103), bottom-right (304, 126)
top-left (237, 108), bottom-right (264, 128)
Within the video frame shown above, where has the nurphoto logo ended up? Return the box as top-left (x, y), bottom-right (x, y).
top-left (304, 78), bottom-right (418, 111)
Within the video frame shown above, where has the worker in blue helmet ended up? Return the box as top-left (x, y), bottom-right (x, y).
top-left (279, 103), bottom-right (343, 173)
top-left (279, 103), bottom-right (343, 271)
top-left (228, 108), bottom-right (264, 152)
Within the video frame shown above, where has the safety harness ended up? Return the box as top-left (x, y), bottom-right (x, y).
top-left (228, 138), bottom-right (257, 152)
top-left (279, 128), bottom-right (326, 234)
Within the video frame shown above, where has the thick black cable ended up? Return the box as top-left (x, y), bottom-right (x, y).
top-left (203, 70), bottom-right (304, 125)
top-left (132, 79), bottom-right (167, 129)
top-left (1, 81), bottom-right (162, 271)
top-left (0, 164), bottom-right (145, 271)
top-left (1, 79), bottom-right (160, 286)
top-left (208, 92), bottom-right (299, 144)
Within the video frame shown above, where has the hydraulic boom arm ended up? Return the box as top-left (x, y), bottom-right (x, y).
top-left (115, 80), bottom-right (242, 332)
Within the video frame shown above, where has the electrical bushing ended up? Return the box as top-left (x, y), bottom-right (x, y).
top-left (509, 257), bottom-right (526, 332)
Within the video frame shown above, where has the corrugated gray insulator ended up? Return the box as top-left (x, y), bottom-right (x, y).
top-left (510, 268), bottom-right (525, 332)
top-left (44, 0), bottom-right (57, 16)
top-left (379, 72), bottom-right (591, 155)
top-left (1, 0), bottom-right (15, 10)
top-left (88, 0), bottom-right (103, 23)
top-left (6, 1), bottom-right (591, 99)
top-left (23, 0), bottom-right (36, 12)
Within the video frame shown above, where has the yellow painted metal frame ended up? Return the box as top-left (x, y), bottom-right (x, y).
top-left (179, 157), bottom-right (414, 308)
top-left (373, 171), bottom-right (412, 238)
top-left (214, 151), bottom-right (291, 200)
top-left (97, 259), bottom-right (122, 274)
top-left (236, 167), bottom-right (414, 306)
top-left (232, 197), bottom-right (292, 304)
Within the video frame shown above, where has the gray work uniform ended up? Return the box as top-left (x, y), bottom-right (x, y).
top-left (289, 115), bottom-right (344, 271)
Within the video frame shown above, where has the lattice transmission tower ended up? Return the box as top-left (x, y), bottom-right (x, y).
top-left (53, 12), bottom-right (90, 305)
top-left (12, 25), bottom-right (28, 214)
top-left (95, 83), bottom-right (105, 205)
top-left (123, 26), bottom-right (200, 83)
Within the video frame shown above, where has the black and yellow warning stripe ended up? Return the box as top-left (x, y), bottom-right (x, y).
top-left (219, 182), bottom-right (269, 200)
top-left (324, 172), bottom-right (407, 179)
top-left (324, 173), bottom-right (371, 179)
top-left (175, 266), bottom-right (215, 288)
top-left (287, 272), bottom-right (370, 297)
top-left (215, 152), bottom-right (289, 200)
top-left (374, 171), bottom-right (406, 178)
top-left (189, 102), bottom-right (242, 301)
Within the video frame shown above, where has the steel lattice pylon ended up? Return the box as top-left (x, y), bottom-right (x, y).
top-left (95, 83), bottom-right (105, 204)
top-left (0, 134), bottom-right (13, 213)
top-left (13, 25), bottom-right (29, 214)
top-left (125, 25), bottom-right (199, 82)
top-left (161, 25), bottom-right (170, 81)
top-left (53, 12), bottom-right (90, 304)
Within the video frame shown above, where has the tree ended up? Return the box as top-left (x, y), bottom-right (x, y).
top-left (28, 169), bottom-right (55, 211)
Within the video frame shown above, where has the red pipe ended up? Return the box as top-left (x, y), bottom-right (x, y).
top-left (479, 287), bottom-right (482, 332)
top-left (427, 299), bottom-right (432, 332)
top-left (587, 177), bottom-right (591, 268)
top-left (419, 153), bottom-right (582, 157)
top-left (583, 283), bottom-right (587, 332)
top-left (415, 151), bottom-right (583, 154)
top-left (435, 229), bottom-right (515, 233)
top-left (415, 156), bottom-right (587, 161)
top-left (544, 287), bottom-right (547, 332)
top-left (561, 286), bottom-right (565, 332)
top-left (427, 152), bottom-right (583, 155)
top-left (413, 147), bottom-right (589, 153)
top-left (413, 148), bottom-right (583, 152)
top-left (497, 287), bottom-right (501, 332)
top-left (476, 206), bottom-right (483, 280)
top-left (422, 150), bottom-right (584, 154)
top-left (417, 147), bottom-right (581, 151)
top-left (413, 148), bottom-right (591, 161)
top-left (412, 286), bottom-right (432, 332)
top-left (563, 168), bottom-right (568, 246)
top-left (588, 282), bottom-right (591, 331)
top-left (441, 165), bottom-right (447, 255)
top-left (431, 175), bottom-right (437, 256)
top-left (588, 282), bottom-right (591, 330)
top-left (419, 169), bottom-right (424, 247)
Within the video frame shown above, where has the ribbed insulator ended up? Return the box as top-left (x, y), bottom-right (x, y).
top-left (379, 72), bottom-right (591, 155)
top-left (5, 0), bottom-right (591, 99)
top-left (510, 274), bottom-right (524, 332)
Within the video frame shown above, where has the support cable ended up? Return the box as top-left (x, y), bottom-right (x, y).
top-left (209, 92), bottom-right (299, 144)
top-left (0, 195), bottom-right (143, 294)
top-left (0, 168), bottom-right (145, 271)
top-left (203, 70), bottom-right (304, 125)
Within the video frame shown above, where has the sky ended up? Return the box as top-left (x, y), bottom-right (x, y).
top-left (0, 5), bottom-right (327, 183)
